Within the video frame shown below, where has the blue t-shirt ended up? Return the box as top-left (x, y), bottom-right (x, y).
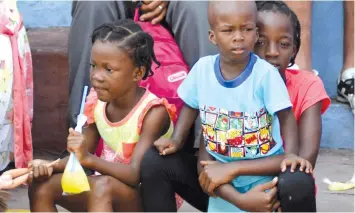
top-left (177, 53), bottom-right (292, 209)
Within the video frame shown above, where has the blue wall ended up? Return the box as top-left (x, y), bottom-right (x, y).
top-left (312, 1), bottom-right (343, 98)
top-left (17, 0), bottom-right (345, 98)
top-left (17, 0), bottom-right (71, 28)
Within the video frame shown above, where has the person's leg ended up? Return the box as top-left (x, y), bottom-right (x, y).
top-left (29, 173), bottom-right (142, 212)
top-left (140, 147), bottom-right (208, 212)
top-left (164, 1), bottom-right (218, 69)
top-left (286, 1), bottom-right (313, 71)
top-left (337, 0), bottom-right (354, 112)
top-left (278, 167), bottom-right (316, 212)
top-left (28, 173), bottom-right (86, 212)
top-left (342, 0), bottom-right (354, 72)
top-left (67, 1), bottom-right (132, 127)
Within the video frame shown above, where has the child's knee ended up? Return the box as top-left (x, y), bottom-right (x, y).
top-left (90, 176), bottom-right (116, 199)
top-left (278, 167), bottom-right (316, 211)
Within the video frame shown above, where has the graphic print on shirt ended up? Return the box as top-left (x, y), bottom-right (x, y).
top-left (200, 106), bottom-right (276, 158)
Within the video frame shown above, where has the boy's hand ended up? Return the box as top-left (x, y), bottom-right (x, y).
top-left (281, 153), bottom-right (313, 173)
top-left (67, 128), bottom-right (92, 166)
top-left (199, 161), bottom-right (235, 196)
top-left (154, 138), bottom-right (180, 155)
top-left (238, 177), bottom-right (280, 212)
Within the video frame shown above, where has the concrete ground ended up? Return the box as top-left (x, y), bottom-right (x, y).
top-left (6, 148), bottom-right (354, 212)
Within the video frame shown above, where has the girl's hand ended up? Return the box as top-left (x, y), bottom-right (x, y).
top-left (281, 154), bottom-right (313, 173)
top-left (27, 159), bottom-right (59, 184)
top-left (139, 0), bottom-right (168, 24)
top-left (67, 128), bottom-right (92, 167)
top-left (198, 161), bottom-right (235, 197)
top-left (238, 177), bottom-right (280, 212)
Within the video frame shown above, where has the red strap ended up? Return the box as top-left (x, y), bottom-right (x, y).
top-left (134, 7), bottom-right (139, 22)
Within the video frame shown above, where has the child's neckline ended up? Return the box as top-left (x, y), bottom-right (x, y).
top-left (102, 89), bottom-right (150, 127)
top-left (214, 53), bottom-right (256, 88)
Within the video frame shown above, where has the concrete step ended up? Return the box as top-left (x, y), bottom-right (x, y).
top-left (27, 27), bottom-right (69, 156)
top-left (321, 100), bottom-right (354, 150)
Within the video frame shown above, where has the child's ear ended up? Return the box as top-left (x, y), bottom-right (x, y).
top-left (291, 44), bottom-right (297, 59)
top-left (133, 66), bottom-right (146, 81)
top-left (209, 30), bottom-right (217, 46)
top-left (255, 27), bottom-right (259, 44)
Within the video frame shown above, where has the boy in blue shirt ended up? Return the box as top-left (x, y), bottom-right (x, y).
top-left (153, 1), bottom-right (305, 212)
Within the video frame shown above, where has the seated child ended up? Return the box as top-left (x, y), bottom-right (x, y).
top-left (27, 19), bottom-right (175, 212)
top-left (154, 1), bottom-right (312, 212)
top-left (255, 1), bottom-right (331, 211)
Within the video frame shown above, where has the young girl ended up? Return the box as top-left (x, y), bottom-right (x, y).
top-left (27, 19), bottom-right (176, 212)
top-left (255, 1), bottom-right (330, 168)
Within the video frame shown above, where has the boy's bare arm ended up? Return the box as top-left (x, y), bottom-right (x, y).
top-left (215, 180), bottom-right (279, 212)
top-left (154, 104), bottom-right (199, 155)
top-left (171, 104), bottom-right (199, 148)
top-left (197, 133), bottom-right (214, 174)
top-left (227, 108), bottom-right (300, 176)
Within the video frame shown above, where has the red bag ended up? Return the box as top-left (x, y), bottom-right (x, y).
top-left (134, 8), bottom-right (189, 124)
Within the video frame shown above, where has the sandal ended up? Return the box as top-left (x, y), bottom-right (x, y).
top-left (337, 68), bottom-right (355, 113)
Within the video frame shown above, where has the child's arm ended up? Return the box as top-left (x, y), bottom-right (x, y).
top-left (28, 123), bottom-right (100, 184)
top-left (198, 131), bottom-right (284, 196)
top-left (53, 123), bottom-right (101, 173)
top-left (282, 75), bottom-right (330, 170)
top-left (197, 133), bottom-right (214, 174)
top-left (199, 154), bottom-right (285, 195)
top-left (297, 102), bottom-right (322, 167)
top-left (278, 104), bottom-right (322, 174)
top-left (199, 108), bottom-right (311, 195)
top-left (154, 104), bottom-right (199, 155)
top-left (154, 58), bottom-right (202, 155)
top-left (277, 108), bottom-right (299, 155)
top-left (214, 179), bottom-right (280, 212)
top-left (198, 109), bottom-right (299, 195)
top-left (72, 105), bottom-right (171, 187)
top-left (197, 136), bottom-right (279, 212)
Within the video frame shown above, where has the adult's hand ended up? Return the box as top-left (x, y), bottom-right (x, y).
top-left (139, 1), bottom-right (168, 25)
